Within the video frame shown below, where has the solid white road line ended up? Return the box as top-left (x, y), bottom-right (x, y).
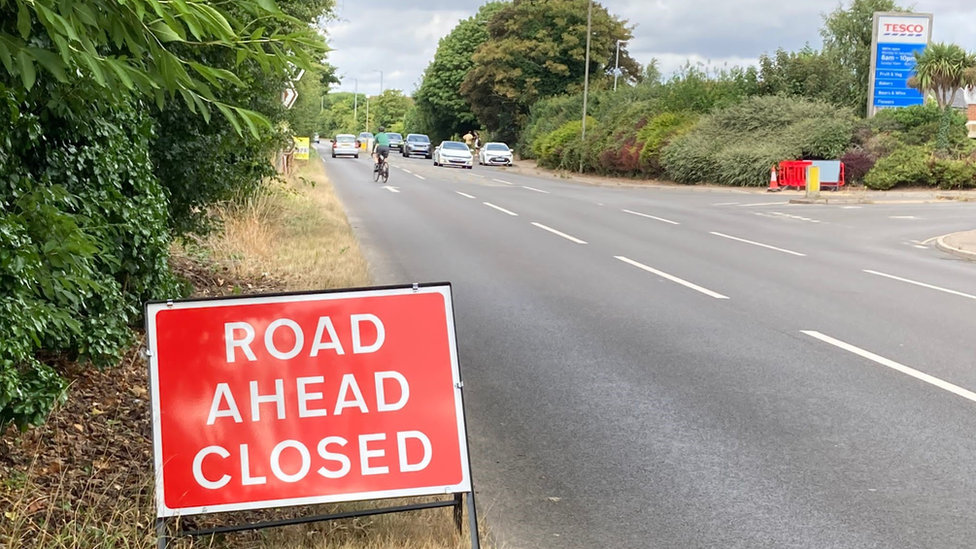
top-left (713, 202), bottom-right (742, 206)
top-left (622, 209), bottom-right (680, 225)
top-left (523, 186), bottom-right (550, 194)
top-left (802, 330), bottom-right (976, 405)
top-left (383, 186), bottom-right (400, 193)
top-left (922, 235), bottom-right (946, 245)
top-left (864, 270), bottom-right (976, 301)
top-left (914, 245), bottom-right (929, 249)
top-left (414, 174), bottom-right (426, 180)
top-left (614, 256), bottom-right (730, 300)
top-left (493, 178), bottom-right (514, 185)
top-left (890, 215), bottom-right (917, 219)
top-left (456, 191), bottom-right (476, 199)
top-left (709, 231), bottom-right (807, 257)
top-left (483, 202), bottom-right (518, 216)
top-left (531, 222), bottom-right (586, 244)
top-left (738, 202), bottom-right (789, 207)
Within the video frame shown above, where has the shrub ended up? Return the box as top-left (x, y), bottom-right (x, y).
top-left (840, 148), bottom-right (877, 185)
top-left (534, 118), bottom-right (597, 169)
top-left (930, 157), bottom-right (976, 189)
top-left (637, 112), bottom-right (698, 175)
top-left (663, 95), bottom-right (855, 186)
top-left (0, 81), bottom-right (182, 430)
top-left (863, 146), bottom-right (934, 190)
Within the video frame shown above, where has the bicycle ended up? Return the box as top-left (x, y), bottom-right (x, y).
top-left (373, 154), bottom-right (389, 184)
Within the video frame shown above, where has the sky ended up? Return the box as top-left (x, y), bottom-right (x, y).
top-left (322, 0), bottom-right (976, 96)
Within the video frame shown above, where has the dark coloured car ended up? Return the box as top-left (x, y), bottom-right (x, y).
top-left (387, 132), bottom-right (404, 152)
top-left (403, 134), bottom-right (432, 159)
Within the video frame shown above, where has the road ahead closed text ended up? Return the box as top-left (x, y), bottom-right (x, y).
top-left (146, 286), bottom-right (470, 516)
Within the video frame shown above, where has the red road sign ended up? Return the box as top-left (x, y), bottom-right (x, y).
top-left (146, 285), bottom-right (471, 517)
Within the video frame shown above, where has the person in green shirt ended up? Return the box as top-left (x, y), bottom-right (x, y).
top-left (373, 126), bottom-right (391, 170)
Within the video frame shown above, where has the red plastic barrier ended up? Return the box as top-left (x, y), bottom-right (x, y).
top-left (778, 161), bottom-right (812, 190)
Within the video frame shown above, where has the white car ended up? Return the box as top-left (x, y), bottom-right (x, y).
top-left (331, 134), bottom-right (359, 158)
top-left (479, 142), bottom-right (514, 166)
top-left (433, 141), bottom-right (474, 169)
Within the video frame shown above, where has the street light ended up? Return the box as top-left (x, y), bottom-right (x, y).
top-left (614, 39), bottom-right (626, 91)
top-left (580, 0), bottom-right (593, 173)
top-left (373, 70), bottom-right (384, 95)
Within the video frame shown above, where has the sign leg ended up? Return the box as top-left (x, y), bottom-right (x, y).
top-left (156, 517), bottom-right (169, 549)
top-left (453, 493), bottom-right (464, 534)
top-left (466, 491), bottom-right (481, 549)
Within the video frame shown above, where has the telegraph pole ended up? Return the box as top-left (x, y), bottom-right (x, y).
top-left (580, 0), bottom-right (592, 173)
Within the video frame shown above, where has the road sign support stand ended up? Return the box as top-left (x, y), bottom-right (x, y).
top-left (155, 494), bottom-right (480, 548)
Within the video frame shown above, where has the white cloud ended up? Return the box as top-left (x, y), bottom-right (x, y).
top-left (323, 0), bottom-right (976, 96)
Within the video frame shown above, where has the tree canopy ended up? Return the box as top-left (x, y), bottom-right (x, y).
top-left (460, 0), bottom-right (638, 143)
top-left (412, 1), bottom-right (506, 142)
top-left (821, 0), bottom-right (905, 116)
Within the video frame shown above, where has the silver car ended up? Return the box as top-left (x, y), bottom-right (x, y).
top-left (433, 141), bottom-right (474, 169)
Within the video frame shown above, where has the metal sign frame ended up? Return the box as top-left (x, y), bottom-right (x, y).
top-left (867, 11), bottom-right (934, 117)
top-left (146, 283), bottom-right (481, 549)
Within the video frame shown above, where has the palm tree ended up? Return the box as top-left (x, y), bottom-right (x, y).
top-left (907, 43), bottom-right (976, 154)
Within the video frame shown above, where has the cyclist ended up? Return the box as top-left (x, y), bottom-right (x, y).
top-left (373, 126), bottom-right (391, 171)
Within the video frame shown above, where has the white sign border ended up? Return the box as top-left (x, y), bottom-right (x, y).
top-left (146, 284), bottom-right (473, 518)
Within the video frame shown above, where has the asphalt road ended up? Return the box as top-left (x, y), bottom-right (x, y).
top-left (315, 145), bottom-right (976, 549)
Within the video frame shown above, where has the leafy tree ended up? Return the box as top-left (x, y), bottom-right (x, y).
top-left (821, 0), bottom-right (905, 115)
top-left (907, 43), bottom-right (976, 154)
top-left (758, 46), bottom-right (856, 106)
top-left (413, 1), bottom-right (506, 142)
top-left (0, 0), bottom-right (330, 431)
top-left (369, 89), bottom-right (413, 131)
top-left (461, 0), bottom-right (639, 143)
top-left (1, 0), bottom-right (326, 133)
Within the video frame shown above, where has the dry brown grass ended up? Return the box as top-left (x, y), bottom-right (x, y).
top-left (1, 151), bottom-right (489, 549)
top-left (200, 153), bottom-right (370, 291)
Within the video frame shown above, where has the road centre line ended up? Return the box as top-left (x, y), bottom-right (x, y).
top-left (414, 174), bottom-right (426, 180)
top-left (469, 173), bottom-right (485, 178)
top-left (709, 231), bottom-right (806, 257)
top-left (738, 202), bottom-right (790, 207)
top-left (864, 270), bottom-right (976, 301)
top-left (622, 209), bottom-right (680, 225)
top-left (402, 168), bottom-right (413, 174)
top-left (523, 186), bottom-right (550, 194)
top-left (802, 331), bottom-right (976, 405)
top-left (614, 256), bottom-right (730, 300)
top-left (531, 222), bottom-right (586, 244)
top-left (493, 178), bottom-right (514, 185)
top-left (713, 202), bottom-right (741, 206)
top-left (483, 202), bottom-right (519, 216)
top-left (456, 191), bottom-right (476, 199)
top-left (383, 186), bottom-right (400, 193)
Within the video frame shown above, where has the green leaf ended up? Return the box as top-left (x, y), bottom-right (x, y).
top-left (28, 48), bottom-right (67, 82)
top-left (106, 59), bottom-right (134, 89)
top-left (0, 38), bottom-right (14, 74)
top-left (216, 103), bottom-right (243, 135)
top-left (17, 50), bottom-right (36, 90)
top-left (196, 4), bottom-right (235, 37)
top-left (17, 3), bottom-right (31, 40)
top-left (150, 20), bottom-right (183, 43)
top-left (256, 0), bottom-right (281, 13)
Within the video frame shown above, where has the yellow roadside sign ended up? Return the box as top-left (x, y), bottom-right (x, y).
top-left (294, 137), bottom-right (310, 160)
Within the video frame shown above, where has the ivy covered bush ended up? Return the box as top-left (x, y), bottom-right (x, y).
top-left (0, 79), bottom-right (183, 429)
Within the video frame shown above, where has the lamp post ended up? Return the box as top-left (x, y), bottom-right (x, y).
top-left (580, 0), bottom-right (592, 173)
top-left (614, 39), bottom-right (625, 91)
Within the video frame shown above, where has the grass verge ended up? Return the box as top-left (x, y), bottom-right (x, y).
top-left (1, 149), bottom-right (487, 549)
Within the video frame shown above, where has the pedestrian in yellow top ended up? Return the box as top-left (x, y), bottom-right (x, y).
top-left (463, 131), bottom-right (475, 149)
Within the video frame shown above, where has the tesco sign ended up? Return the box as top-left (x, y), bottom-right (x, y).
top-left (877, 14), bottom-right (930, 44)
top-left (146, 285), bottom-right (472, 516)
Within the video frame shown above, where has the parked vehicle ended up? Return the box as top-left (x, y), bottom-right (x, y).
top-left (403, 134), bottom-right (432, 158)
top-left (332, 134), bottom-right (359, 158)
top-left (479, 142), bottom-right (514, 166)
top-left (388, 132), bottom-right (404, 152)
top-left (433, 141), bottom-right (474, 169)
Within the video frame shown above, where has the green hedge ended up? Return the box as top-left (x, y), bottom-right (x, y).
top-left (1, 81), bottom-right (183, 430)
top-left (864, 145), bottom-right (976, 190)
top-left (663, 95), bottom-right (854, 186)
